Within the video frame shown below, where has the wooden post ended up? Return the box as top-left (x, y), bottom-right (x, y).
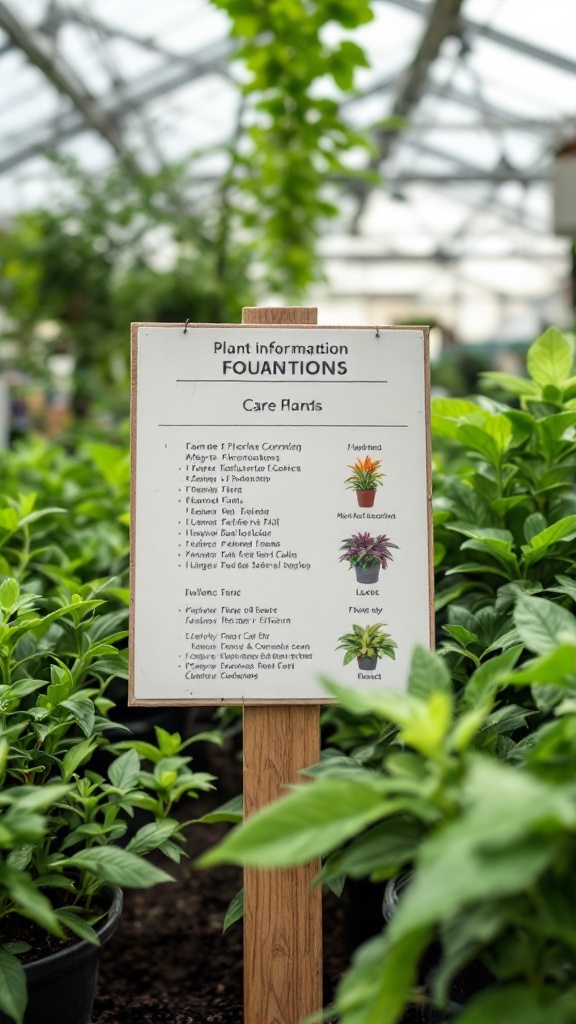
top-left (242, 306), bottom-right (322, 1024)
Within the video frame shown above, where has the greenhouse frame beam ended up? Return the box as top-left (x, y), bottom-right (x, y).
top-left (0, 0), bottom-right (141, 173)
top-left (353, 0), bottom-right (465, 226)
top-left (0, 39), bottom-right (233, 176)
top-left (383, 0), bottom-right (576, 75)
top-left (43, 4), bottom-right (233, 69)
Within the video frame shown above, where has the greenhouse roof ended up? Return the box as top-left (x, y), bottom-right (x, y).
top-left (0, 0), bottom-right (575, 343)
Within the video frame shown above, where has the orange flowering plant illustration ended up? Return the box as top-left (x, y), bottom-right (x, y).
top-left (344, 455), bottom-right (386, 492)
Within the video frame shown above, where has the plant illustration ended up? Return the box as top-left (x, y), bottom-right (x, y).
top-left (344, 456), bottom-right (385, 493)
top-left (340, 532), bottom-right (398, 571)
top-left (336, 622), bottom-right (397, 669)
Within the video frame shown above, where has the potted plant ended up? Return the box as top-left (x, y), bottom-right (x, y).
top-left (339, 531), bottom-right (398, 584)
top-left (344, 456), bottom-right (385, 508)
top-left (200, 593), bottom-right (576, 1024)
top-left (0, 571), bottom-right (218, 1024)
top-left (336, 622), bottom-right (397, 671)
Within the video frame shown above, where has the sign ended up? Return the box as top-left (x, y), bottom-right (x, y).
top-left (130, 323), bottom-right (432, 704)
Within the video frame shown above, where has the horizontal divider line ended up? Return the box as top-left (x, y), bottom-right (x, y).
top-left (175, 379), bottom-right (388, 383)
top-left (158, 423), bottom-right (409, 428)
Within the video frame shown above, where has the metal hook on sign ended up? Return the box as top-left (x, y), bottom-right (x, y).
top-left (375, 327), bottom-right (380, 338)
top-left (183, 318), bottom-right (190, 334)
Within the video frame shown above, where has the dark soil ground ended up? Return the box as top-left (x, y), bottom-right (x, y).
top-left (93, 727), bottom-right (351, 1024)
top-left (92, 716), bottom-right (428, 1024)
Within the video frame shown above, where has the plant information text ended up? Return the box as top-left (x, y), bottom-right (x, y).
top-left (131, 326), bottom-right (432, 702)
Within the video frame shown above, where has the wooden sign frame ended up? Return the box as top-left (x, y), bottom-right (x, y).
top-left (126, 315), bottom-right (430, 708)
top-left (129, 306), bottom-right (432, 1024)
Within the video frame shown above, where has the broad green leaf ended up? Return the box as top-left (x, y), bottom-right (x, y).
top-left (462, 645), bottom-right (523, 709)
top-left (456, 424), bottom-right (500, 465)
top-left (61, 699), bottom-right (95, 738)
top-left (549, 574), bottom-right (576, 602)
top-left (523, 512), bottom-right (548, 543)
top-left (198, 775), bottom-right (392, 868)
top-left (407, 645), bottom-right (451, 699)
top-left (108, 748), bottom-right (140, 791)
top-left (514, 596), bottom-right (576, 654)
top-left (7, 873), bottom-right (62, 935)
top-left (454, 984), bottom-right (576, 1024)
top-left (61, 738), bottom-right (98, 783)
top-left (505, 644), bottom-right (576, 686)
top-left (527, 326), bottom-right (573, 388)
top-left (335, 928), bottom-right (431, 1024)
top-left (196, 794), bottom-right (243, 824)
top-left (389, 759), bottom-right (570, 946)
top-left (126, 819), bottom-right (179, 855)
top-left (61, 847), bottom-right (173, 887)
top-left (335, 817), bottom-right (424, 879)
top-left (0, 784), bottom-right (71, 811)
top-left (483, 414), bottom-right (513, 454)
top-left (0, 947), bottom-right (26, 1024)
top-left (431, 398), bottom-right (486, 440)
top-left (480, 370), bottom-right (539, 396)
top-left (522, 515), bottom-right (576, 565)
top-left (0, 578), bottom-right (19, 612)
top-left (223, 888), bottom-right (244, 933)
top-left (55, 908), bottom-right (99, 945)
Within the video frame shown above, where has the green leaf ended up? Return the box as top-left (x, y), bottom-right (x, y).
top-left (0, 578), bottom-right (19, 612)
top-left (514, 596), bottom-right (576, 654)
top-left (505, 644), bottom-right (576, 686)
top-left (61, 847), bottom-right (173, 887)
top-left (61, 699), bottom-right (95, 738)
top-left (55, 908), bottom-right (99, 945)
top-left (0, 947), bottom-right (26, 1024)
top-left (454, 984), bottom-right (576, 1024)
top-left (198, 775), bottom-right (392, 868)
top-left (223, 888), bottom-right (244, 932)
top-left (462, 645), bottom-right (523, 709)
top-left (522, 515), bottom-right (576, 565)
top-left (108, 748), bottom-right (140, 791)
top-left (195, 794), bottom-right (243, 824)
top-left (456, 424), bottom-right (500, 465)
top-left (126, 819), bottom-right (179, 856)
top-left (336, 817), bottom-right (424, 879)
top-left (480, 371), bottom-right (539, 396)
top-left (526, 326), bottom-right (573, 388)
top-left (407, 645), bottom-right (451, 699)
top-left (61, 738), bottom-right (98, 783)
top-left (335, 928), bottom-right (431, 1024)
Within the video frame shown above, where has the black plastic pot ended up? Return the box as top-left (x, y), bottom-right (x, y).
top-left (2, 886), bottom-right (123, 1024)
top-left (355, 563), bottom-right (380, 584)
top-left (357, 655), bottom-right (378, 671)
top-left (383, 876), bottom-right (493, 1022)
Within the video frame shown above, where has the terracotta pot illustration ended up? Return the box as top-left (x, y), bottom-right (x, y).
top-left (355, 564), bottom-right (380, 584)
top-left (356, 489), bottom-right (376, 508)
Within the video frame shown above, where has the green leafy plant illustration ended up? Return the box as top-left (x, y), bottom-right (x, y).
top-left (336, 623), bottom-right (397, 667)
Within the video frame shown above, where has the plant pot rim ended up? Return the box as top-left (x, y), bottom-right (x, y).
top-left (24, 885), bottom-right (123, 982)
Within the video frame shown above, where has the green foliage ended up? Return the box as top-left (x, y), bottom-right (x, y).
top-left (0, 435), bottom-right (221, 1023)
top-left (201, 596), bottom-right (576, 1022)
top-left (210, 0), bottom-right (374, 293)
top-left (433, 326), bottom-right (576, 681)
top-left (336, 623), bottom-right (398, 665)
top-left (0, 159), bottom-right (252, 419)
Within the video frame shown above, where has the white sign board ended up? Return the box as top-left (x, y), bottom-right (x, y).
top-left (130, 324), bottom-right (433, 704)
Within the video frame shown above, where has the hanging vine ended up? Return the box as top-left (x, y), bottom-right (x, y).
top-left (211, 0), bottom-right (375, 295)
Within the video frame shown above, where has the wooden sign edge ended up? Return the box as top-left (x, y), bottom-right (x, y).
top-left (129, 322), bottom-right (434, 706)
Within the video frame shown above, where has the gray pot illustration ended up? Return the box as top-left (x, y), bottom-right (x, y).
top-left (357, 655), bottom-right (378, 671)
top-left (355, 563), bottom-right (380, 584)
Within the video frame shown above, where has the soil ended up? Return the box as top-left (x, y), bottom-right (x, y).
top-left (93, 731), bottom-right (351, 1024)
top-left (15, 715), bottom-right (424, 1024)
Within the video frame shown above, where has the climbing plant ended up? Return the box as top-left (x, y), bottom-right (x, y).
top-left (211, 0), bottom-right (375, 294)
